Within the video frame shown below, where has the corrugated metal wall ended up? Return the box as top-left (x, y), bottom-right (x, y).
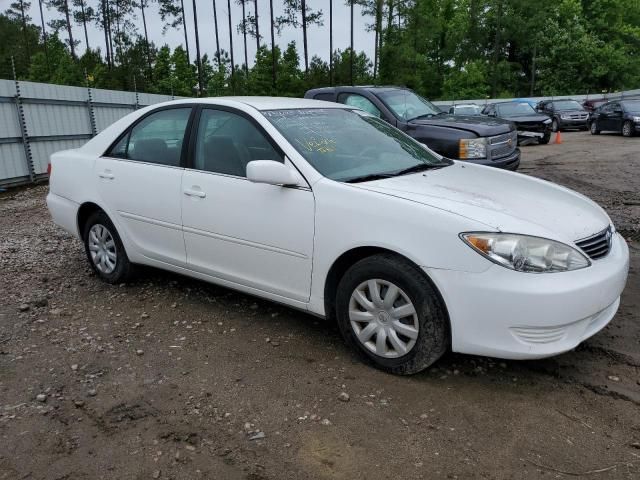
top-left (1, 79), bottom-right (639, 188)
top-left (0, 79), bottom-right (176, 188)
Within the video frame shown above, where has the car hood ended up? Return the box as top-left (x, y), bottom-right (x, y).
top-left (409, 114), bottom-right (513, 136)
top-left (502, 114), bottom-right (550, 124)
top-left (355, 163), bottom-right (610, 243)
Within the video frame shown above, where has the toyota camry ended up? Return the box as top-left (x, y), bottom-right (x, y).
top-left (47, 97), bottom-right (630, 374)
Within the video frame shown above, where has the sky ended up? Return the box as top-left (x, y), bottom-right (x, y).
top-left (4, 0), bottom-right (377, 67)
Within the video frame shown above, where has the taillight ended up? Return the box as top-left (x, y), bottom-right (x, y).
top-left (47, 163), bottom-right (52, 176)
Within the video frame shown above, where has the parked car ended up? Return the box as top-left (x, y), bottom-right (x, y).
top-left (589, 100), bottom-right (640, 137)
top-left (482, 101), bottom-right (552, 144)
top-left (536, 99), bottom-right (589, 131)
top-left (583, 98), bottom-right (608, 113)
top-left (47, 97), bottom-right (629, 374)
top-left (305, 86), bottom-right (520, 170)
top-left (449, 103), bottom-right (482, 115)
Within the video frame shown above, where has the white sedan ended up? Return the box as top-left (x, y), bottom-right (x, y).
top-left (47, 97), bottom-right (629, 374)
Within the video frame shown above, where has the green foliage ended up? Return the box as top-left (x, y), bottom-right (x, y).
top-left (1, 0), bottom-right (640, 100)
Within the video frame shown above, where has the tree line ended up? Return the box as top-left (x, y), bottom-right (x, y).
top-left (2, 1), bottom-right (639, 100)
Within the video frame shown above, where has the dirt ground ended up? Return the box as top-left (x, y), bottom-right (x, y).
top-left (1, 131), bottom-right (639, 480)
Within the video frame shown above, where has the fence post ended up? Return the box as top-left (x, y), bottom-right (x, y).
top-left (12, 57), bottom-right (35, 183)
top-left (133, 77), bottom-right (140, 110)
top-left (85, 71), bottom-right (97, 137)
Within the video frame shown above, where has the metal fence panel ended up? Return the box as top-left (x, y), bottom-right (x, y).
top-left (22, 103), bottom-right (92, 137)
top-left (0, 101), bottom-right (20, 138)
top-left (1, 78), bottom-right (639, 188)
top-left (94, 106), bottom-right (135, 133)
top-left (0, 142), bottom-right (28, 181)
top-left (30, 138), bottom-right (88, 175)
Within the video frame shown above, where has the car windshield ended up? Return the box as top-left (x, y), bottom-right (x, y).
top-left (263, 108), bottom-right (450, 183)
top-left (497, 103), bottom-right (536, 115)
top-left (454, 105), bottom-right (481, 115)
top-left (375, 90), bottom-right (442, 121)
top-left (554, 100), bottom-right (583, 111)
top-left (622, 100), bottom-right (640, 113)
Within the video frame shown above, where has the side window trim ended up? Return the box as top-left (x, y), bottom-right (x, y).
top-left (103, 104), bottom-right (197, 168)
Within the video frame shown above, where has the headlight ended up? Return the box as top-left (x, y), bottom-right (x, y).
top-left (633, 116), bottom-right (640, 123)
top-left (543, 118), bottom-right (552, 124)
top-left (459, 138), bottom-right (487, 159)
top-left (560, 114), bottom-right (570, 120)
top-left (460, 233), bottom-right (590, 273)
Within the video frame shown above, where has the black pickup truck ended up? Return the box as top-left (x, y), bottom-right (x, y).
top-left (304, 86), bottom-right (520, 170)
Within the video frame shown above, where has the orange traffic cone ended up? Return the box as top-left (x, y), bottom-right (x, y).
top-left (554, 130), bottom-right (563, 144)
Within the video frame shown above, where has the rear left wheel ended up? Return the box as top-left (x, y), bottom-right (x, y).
top-left (335, 254), bottom-right (448, 375)
top-left (590, 121), bottom-right (600, 135)
top-left (83, 211), bottom-right (133, 284)
top-left (551, 118), bottom-right (559, 132)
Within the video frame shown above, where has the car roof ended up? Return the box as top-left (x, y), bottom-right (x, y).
top-left (308, 85), bottom-right (412, 94)
top-left (162, 96), bottom-right (348, 111)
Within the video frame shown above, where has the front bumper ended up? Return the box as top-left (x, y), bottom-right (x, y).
top-left (464, 148), bottom-right (520, 171)
top-left (426, 233), bottom-right (629, 360)
top-left (558, 118), bottom-right (588, 129)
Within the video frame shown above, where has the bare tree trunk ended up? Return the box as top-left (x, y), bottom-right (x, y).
top-left (269, 0), bottom-right (275, 88)
top-left (253, 0), bottom-right (259, 51)
top-left (490, 0), bottom-right (503, 98)
top-left (192, 0), bottom-right (203, 95)
top-left (38, 0), bottom-right (51, 73)
top-left (227, 0), bottom-right (235, 77)
top-left (106, 0), bottom-right (114, 66)
top-left (140, 0), bottom-right (152, 75)
top-left (301, 0), bottom-right (308, 73)
top-left (241, 0), bottom-right (248, 76)
top-left (373, 0), bottom-right (382, 82)
top-left (18, 0), bottom-right (31, 61)
top-left (63, 0), bottom-right (77, 59)
top-left (350, 0), bottom-right (354, 85)
top-left (213, 0), bottom-right (221, 65)
top-left (329, 0), bottom-right (332, 86)
top-left (79, 0), bottom-right (90, 52)
top-left (180, 0), bottom-right (190, 61)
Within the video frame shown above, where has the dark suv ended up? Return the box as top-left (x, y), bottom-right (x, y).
top-left (589, 100), bottom-right (640, 137)
top-left (304, 86), bottom-right (520, 170)
top-left (536, 99), bottom-right (589, 131)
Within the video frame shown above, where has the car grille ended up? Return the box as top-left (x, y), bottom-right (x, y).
top-left (575, 226), bottom-right (612, 260)
top-left (488, 130), bottom-right (517, 160)
top-left (517, 122), bottom-right (545, 131)
top-left (565, 113), bottom-right (589, 120)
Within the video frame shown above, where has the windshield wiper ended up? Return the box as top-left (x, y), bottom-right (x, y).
top-left (345, 173), bottom-right (395, 183)
top-left (394, 162), bottom-right (450, 176)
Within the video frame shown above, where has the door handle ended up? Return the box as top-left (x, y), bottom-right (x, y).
top-left (183, 188), bottom-right (206, 198)
top-left (98, 171), bottom-right (114, 180)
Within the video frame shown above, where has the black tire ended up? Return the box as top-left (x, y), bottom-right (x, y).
top-left (83, 210), bottom-right (133, 284)
top-left (622, 120), bottom-right (634, 137)
top-left (551, 118), bottom-right (559, 132)
top-left (335, 254), bottom-right (448, 375)
top-left (590, 121), bottom-right (600, 135)
top-left (539, 131), bottom-right (551, 144)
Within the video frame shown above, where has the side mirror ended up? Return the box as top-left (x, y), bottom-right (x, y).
top-left (246, 160), bottom-right (301, 187)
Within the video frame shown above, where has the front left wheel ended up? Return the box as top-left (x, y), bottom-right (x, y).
top-left (335, 254), bottom-right (448, 375)
top-left (83, 210), bottom-right (133, 284)
top-left (622, 120), bottom-right (634, 137)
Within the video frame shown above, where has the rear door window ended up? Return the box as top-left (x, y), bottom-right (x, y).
top-left (106, 108), bottom-right (191, 167)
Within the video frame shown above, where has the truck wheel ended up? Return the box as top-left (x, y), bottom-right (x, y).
top-left (539, 131), bottom-right (551, 144)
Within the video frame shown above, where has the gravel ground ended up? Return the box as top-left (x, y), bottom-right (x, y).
top-left (1, 131), bottom-right (639, 480)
